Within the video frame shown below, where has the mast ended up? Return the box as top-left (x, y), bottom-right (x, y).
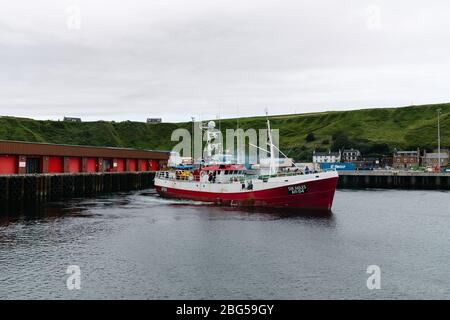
top-left (266, 110), bottom-right (277, 175)
top-left (191, 116), bottom-right (195, 164)
top-left (236, 106), bottom-right (241, 164)
top-left (437, 108), bottom-right (441, 170)
top-left (200, 120), bottom-right (221, 164)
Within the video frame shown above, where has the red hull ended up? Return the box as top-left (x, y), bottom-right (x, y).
top-left (155, 177), bottom-right (338, 210)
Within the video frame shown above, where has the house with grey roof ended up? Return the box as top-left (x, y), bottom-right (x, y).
top-left (312, 150), bottom-right (341, 163)
top-left (422, 150), bottom-right (449, 167)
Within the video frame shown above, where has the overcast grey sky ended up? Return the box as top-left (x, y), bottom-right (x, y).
top-left (0, 0), bottom-right (449, 122)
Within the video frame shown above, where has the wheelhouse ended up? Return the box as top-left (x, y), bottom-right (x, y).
top-left (200, 164), bottom-right (246, 183)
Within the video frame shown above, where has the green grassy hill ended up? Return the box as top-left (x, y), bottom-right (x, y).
top-left (1, 103), bottom-right (449, 161)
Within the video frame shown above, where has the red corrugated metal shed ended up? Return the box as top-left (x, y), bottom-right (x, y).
top-left (0, 140), bottom-right (169, 175)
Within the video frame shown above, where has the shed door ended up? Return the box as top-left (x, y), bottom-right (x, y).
top-left (26, 158), bottom-right (41, 174)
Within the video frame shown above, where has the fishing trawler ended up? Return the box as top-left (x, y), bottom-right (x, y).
top-left (155, 116), bottom-right (339, 210)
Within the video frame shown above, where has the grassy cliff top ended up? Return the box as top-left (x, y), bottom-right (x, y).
top-left (1, 103), bottom-right (449, 161)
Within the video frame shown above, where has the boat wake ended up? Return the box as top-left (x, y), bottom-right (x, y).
top-left (138, 191), bottom-right (214, 206)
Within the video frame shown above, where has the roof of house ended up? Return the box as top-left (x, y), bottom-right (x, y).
top-left (424, 153), bottom-right (449, 159)
top-left (395, 151), bottom-right (419, 154)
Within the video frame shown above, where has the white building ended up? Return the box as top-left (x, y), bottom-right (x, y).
top-left (312, 150), bottom-right (341, 163)
top-left (342, 148), bottom-right (361, 162)
top-left (422, 150), bottom-right (449, 167)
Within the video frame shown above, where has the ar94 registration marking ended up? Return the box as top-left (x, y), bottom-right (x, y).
top-left (287, 184), bottom-right (308, 195)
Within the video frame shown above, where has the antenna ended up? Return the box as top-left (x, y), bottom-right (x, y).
top-left (236, 104), bottom-right (240, 130)
top-left (216, 113), bottom-right (221, 134)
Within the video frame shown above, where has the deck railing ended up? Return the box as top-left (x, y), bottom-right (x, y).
top-left (155, 170), bottom-right (320, 184)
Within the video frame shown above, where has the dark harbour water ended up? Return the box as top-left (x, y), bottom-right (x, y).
top-left (0, 189), bottom-right (449, 300)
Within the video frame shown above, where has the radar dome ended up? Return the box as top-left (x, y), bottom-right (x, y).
top-left (207, 121), bottom-right (216, 129)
